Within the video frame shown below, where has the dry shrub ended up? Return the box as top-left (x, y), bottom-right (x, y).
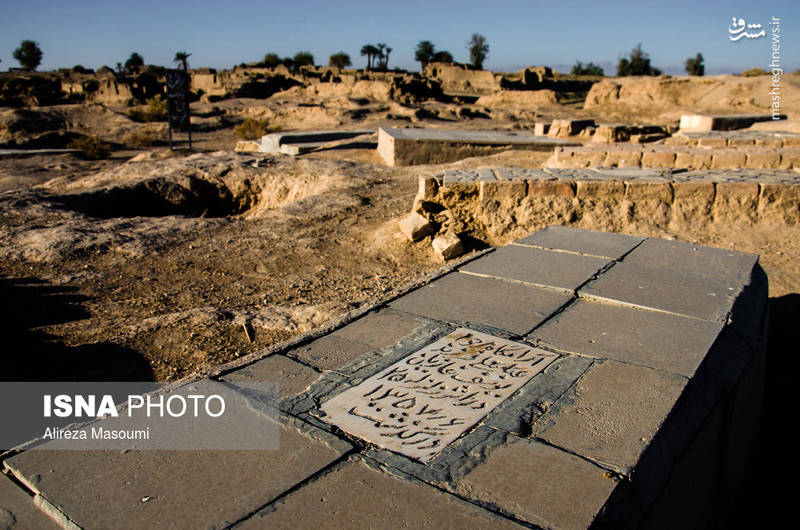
top-left (124, 129), bottom-right (164, 148)
top-left (742, 68), bottom-right (768, 77)
top-left (234, 118), bottom-right (280, 140)
top-left (126, 95), bottom-right (168, 122)
top-left (69, 135), bottom-right (111, 159)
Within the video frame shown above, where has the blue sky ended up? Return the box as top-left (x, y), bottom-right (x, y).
top-left (0, 1), bottom-right (797, 75)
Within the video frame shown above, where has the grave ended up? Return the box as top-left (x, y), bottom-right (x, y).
top-left (259, 129), bottom-right (375, 155)
top-left (377, 126), bottom-right (578, 166)
top-left (2, 227), bottom-right (770, 528)
top-left (679, 113), bottom-right (787, 133)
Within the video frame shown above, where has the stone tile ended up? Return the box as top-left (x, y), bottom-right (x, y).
top-left (459, 436), bottom-right (618, 529)
top-left (579, 262), bottom-right (738, 321)
top-left (390, 272), bottom-right (572, 336)
top-left (4, 417), bottom-right (352, 530)
top-left (0, 473), bottom-right (62, 529)
top-left (516, 225), bottom-right (644, 259)
top-left (237, 457), bottom-right (521, 529)
top-left (331, 307), bottom-right (433, 350)
top-left (529, 299), bottom-right (724, 377)
top-left (221, 354), bottom-right (322, 401)
top-left (531, 360), bottom-right (687, 473)
top-left (285, 334), bottom-right (373, 371)
top-left (461, 245), bottom-right (610, 292)
top-left (317, 328), bottom-right (558, 462)
top-left (620, 237), bottom-right (758, 284)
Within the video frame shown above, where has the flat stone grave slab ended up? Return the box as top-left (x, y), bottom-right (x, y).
top-left (378, 126), bottom-right (579, 166)
top-left (679, 113), bottom-right (786, 133)
top-left (317, 328), bottom-right (558, 462)
top-left (259, 129), bottom-right (375, 155)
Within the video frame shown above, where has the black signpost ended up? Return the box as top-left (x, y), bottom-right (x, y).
top-left (166, 69), bottom-right (191, 150)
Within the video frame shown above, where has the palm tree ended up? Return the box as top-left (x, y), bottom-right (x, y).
top-left (415, 41), bottom-right (435, 70)
top-left (383, 47), bottom-right (392, 71)
top-left (173, 51), bottom-right (191, 72)
top-left (360, 44), bottom-right (379, 70)
top-left (376, 43), bottom-right (386, 69)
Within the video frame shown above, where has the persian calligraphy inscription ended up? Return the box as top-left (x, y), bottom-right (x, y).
top-left (318, 328), bottom-right (558, 462)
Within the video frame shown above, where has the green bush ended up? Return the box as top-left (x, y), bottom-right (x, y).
top-left (126, 95), bottom-right (167, 122)
top-left (69, 135), bottom-right (111, 159)
top-left (234, 118), bottom-right (279, 140)
top-left (742, 68), bottom-right (768, 77)
top-left (124, 129), bottom-right (164, 148)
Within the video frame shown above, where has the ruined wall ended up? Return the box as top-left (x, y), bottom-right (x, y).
top-left (423, 63), bottom-right (501, 95)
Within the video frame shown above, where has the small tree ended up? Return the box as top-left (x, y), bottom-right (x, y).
top-left (617, 43), bottom-right (661, 76)
top-left (261, 53), bottom-right (281, 68)
top-left (293, 51), bottom-right (314, 68)
top-left (13, 40), bottom-right (43, 71)
top-left (571, 61), bottom-right (604, 76)
top-left (415, 40), bottom-right (435, 70)
top-left (468, 33), bottom-right (489, 69)
top-left (329, 52), bottom-right (352, 70)
top-left (360, 44), bottom-right (378, 70)
top-left (173, 51), bottom-right (191, 72)
top-left (685, 52), bottom-right (704, 76)
top-left (124, 52), bottom-right (144, 74)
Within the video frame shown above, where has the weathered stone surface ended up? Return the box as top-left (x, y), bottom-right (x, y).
top-left (534, 122), bottom-right (550, 136)
top-left (674, 151), bottom-right (711, 169)
top-left (711, 150), bottom-right (747, 169)
top-left (286, 335), bottom-right (373, 371)
top-left (679, 113), bottom-right (783, 133)
top-left (237, 458), bottom-right (520, 529)
top-left (516, 225), bottom-right (644, 259)
top-left (641, 151), bottom-right (676, 168)
top-left (527, 179), bottom-right (576, 197)
top-left (461, 244), bottom-right (610, 291)
top-left (234, 140), bottom-right (261, 152)
top-left (332, 307), bottom-right (434, 350)
top-left (621, 237), bottom-right (759, 284)
top-left (398, 211), bottom-right (435, 242)
top-left (758, 182), bottom-right (800, 224)
top-left (418, 175), bottom-right (439, 199)
top-left (260, 129), bottom-right (375, 154)
top-left (624, 181), bottom-right (672, 202)
top-left (0, 473), bottom-right (62, 529)
top-left (431, 231), bottom-right (465, 261)
top-left (697, 136), bottom-right (728, 149)
top-left (532, 360), bottom-right (687, 473)
top-left (745, 151), bottom-right (780, 169)
top-left (529, 299), bottom-right (724, 377)
top-left (4, 417), bottom-right (351, 529)
top-left (576, 179), bottom-right (625, 199)
top-left (318, 328), bottom-right (558, 462)
top-left (459, 436), bottom-right (617, 529)
top-left (222, 354), bottom-right (322, 400)
top-left (390, 272), bottom-right (572, 335)
top-left (579, 262), bottom-right (739, 321)
top-left (604, 150), bottom-right (643, 167)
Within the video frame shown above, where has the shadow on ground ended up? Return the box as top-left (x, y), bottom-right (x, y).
top-left (0, 276), bottom-right (154, 381)
top-left (733, 293), bottom-right (800, 529)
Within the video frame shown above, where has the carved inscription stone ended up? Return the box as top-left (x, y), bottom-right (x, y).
top-left (319, 329), bottom-right (559, 462)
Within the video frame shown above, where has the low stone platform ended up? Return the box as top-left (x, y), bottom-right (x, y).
top-left (259, 129), bottom-right (375, 155)
top-left (546, 142), bottom-right (800, 170)
top-left (378, 127), bottom-right (579, 166)
top-left (2, 227), bottom-right (768, 529)
top-left (679, 113), bottom-right (787, 133)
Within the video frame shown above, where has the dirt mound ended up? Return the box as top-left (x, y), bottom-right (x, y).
top-left (584, 74), bottom-right (800, 121)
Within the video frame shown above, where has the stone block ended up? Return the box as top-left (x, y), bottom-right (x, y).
top-left (641, 151), bottom-right (676, 168)
top-left (431, 231), bottom-right (465, 261)
top-left (745, 150), bottom-right (781, 168)
top-left (711, 150), bottom-right (747, 169)
top-left (579, 262), bottom-right (740, 322)
top-left (332, 307), bottom-right (434, 350)
top-left (697, 137), bottom-right (728, 149)
top-left (286, 334), bottom-right (373, 371)
top-left (234, 140), bottom-right (261, 152)
top-left (779, 149), bottom-right (800, 169)
top-left (527, 179), bottom-right (576, 198)
top-left (727, 137), bottom-right (756, 147)
top-left (622, 237), bottom-right (759, 284)
top-left (222, 354), bottom-right (322, 401)
top-left (531, 359), bottom-right (687, 473)
top-left (237, 458), bottom-right (519, 529)
top-left (781, 137), bottom-right (800, 148)
top-left (674, 151), bottom-right (712, 170)
top-left (604, 150), bottom-right (643, 168)
top-left (576, 180), bottom-right (625, 200)
top-left (390, 272), bottom-right (572, 336)
top-left (459, 437), bottom-right (618, 529)
top-left (479, 180), bottom-right (526, 203)
top-left (4, 414), bottom-right (351, 529)
top-left (0, 473), bottom-right (62, 529)
top-left (397, 212), bottom-right (435, 242)
top-left (516, 225), bottom-right (644, 259)
top-left (534, 122), bottom-right (550, 136)
top-left (624, 181), bottom-right (673, 203)
top-left (529, 299), bottom-right (723, 377)
top-left (418, 175), bottom-right (439, 199)
top-left (461, 244), bottom-right (610, 292)
top-left (755, 137), bottom-right (783, 148)
top-left (570, 149), bottom-right (608, 168)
